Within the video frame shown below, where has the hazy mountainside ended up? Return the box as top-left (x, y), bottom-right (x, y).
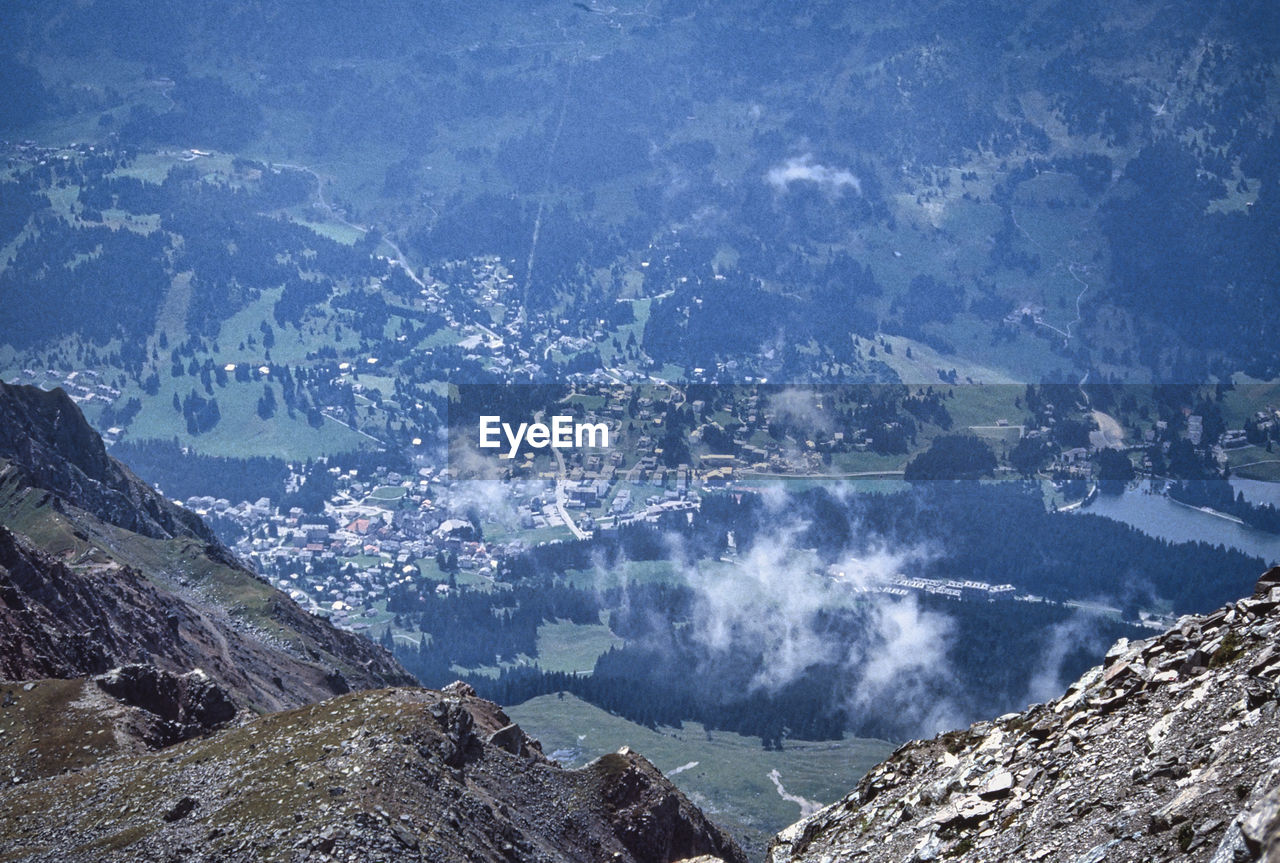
top-left (0, 682), bottom-right (746, 863)
top-left (0, 380), bottom-right (413, 711)
top-left (0, 380), bottom-right (219, 544)
top-left (3, 0), bottom-right (1278, 392)
top-left (767, 568), bottom-right (1280, 863)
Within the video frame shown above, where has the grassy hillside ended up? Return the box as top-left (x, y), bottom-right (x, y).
top-left (508, 692), bottom-right (894, 858)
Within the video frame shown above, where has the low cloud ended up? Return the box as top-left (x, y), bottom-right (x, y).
top-left (679, 521), bottom-right (959, 734)
top-left (765, 387), bottom-right (835, 435)
top-left (766, 154), bottom-right (861, 195)
top-left (843, 590), bottom-right (959, 735)
top-left (1022, 614), bottom-right (1115, 709)
top-left (447, 477), bottom-right (534, 532)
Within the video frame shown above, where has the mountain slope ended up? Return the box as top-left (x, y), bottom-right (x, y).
top-left (768, 569), bottom-right (1280, 862)
top-left (0, 380), bottom-right (749, 862)
top-left (0, 380), bottom-right (219, 544)
top-left (0, 667), bottom-right (238, 786)
top-left (0, 682), bottom-right (747, 863)
top-left (0, 380), bottom-right (413, 712)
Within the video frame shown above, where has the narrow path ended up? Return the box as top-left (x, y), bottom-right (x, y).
top-left (320, 409), bottom-right (384, 444)
top-left (768, 768), bottom-right (823, 818)
top-left (381, 234), bottom-right (428, 290)
top-left (1004, 168), bottom-right (1123, 404)
top-left (552, 443), bottom-right (588, 540)
top-left (1007, 201), bottom-right (1097, 406)
top-left (272, 161), bottom-right (428, 292)
top-left (1231, 459), bottom-right (1280, 470)
top-left (1007, 206), bottom-right (1092, 348)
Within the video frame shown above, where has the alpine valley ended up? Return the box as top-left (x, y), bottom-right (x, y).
top-left (2, 1), bottom-right (1280, 861)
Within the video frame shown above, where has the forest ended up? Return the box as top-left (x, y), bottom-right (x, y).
top-left (5, 0), bottom-right (1276, 386)
top-left (1169, 479), bottom-right (1280, 534)
top-left (0, 150), bottom-right (383, 351)
top-left (388, 482), bottom-right (1263, 744)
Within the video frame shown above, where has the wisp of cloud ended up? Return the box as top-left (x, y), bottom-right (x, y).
top-left (766, 154), bottom-right (861, 195)
top-left (677, 507), bottom-right (961, 736)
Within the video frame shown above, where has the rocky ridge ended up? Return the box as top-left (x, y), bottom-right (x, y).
top-left (768, 569), bottom-right (1280, 863)
top-left (0, 381), bottom-right (413, 711)
top-left (0, 681), bottom-right (746, 863)
top-left (0, 381), bottom-right (750, 862)
top-left (0, 380), bottom-right (219, 546)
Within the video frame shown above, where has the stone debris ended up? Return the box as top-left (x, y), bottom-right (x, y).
top-left (768, 568), bottom-right (1280, 863)
top-left (0, 684), bottom-right (747, 863)
top-left (95, 664), bottom-right (236, 746)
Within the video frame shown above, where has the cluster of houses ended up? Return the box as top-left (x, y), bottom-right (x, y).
top-left (185, 464), bottom-right (503, 627)
top-left (178, 443), bottom-right (723, 629)
top-left (826, 564), bottom-right (1019, 602)
top-left (13, 368), bottom-right (121, 414)
top-left (1245, 407), bottom-right (1280, 446)
top-left (410, 256), bottom-right (621, 380)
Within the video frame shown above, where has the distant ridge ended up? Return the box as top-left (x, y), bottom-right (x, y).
top-left (0, 380), bottom-right (414, 712)
top-left (0, 381), bottom-right (219, 545)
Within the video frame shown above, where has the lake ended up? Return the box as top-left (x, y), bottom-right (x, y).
top-left (1079, 479), bottom-right (1280, 566)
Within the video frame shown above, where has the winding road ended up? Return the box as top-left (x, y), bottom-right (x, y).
top-left (272, 161), bottom-right (429, 293)
top-left (551, 443), bottom-right (588, 540)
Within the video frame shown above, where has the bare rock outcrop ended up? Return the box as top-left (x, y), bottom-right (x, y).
top-left (769, 568), bottom-right (1280, 863)
top-left (0, 381), bottom-right (414, 712)
top-left (0, 685), bottom-right (747, 863)
top-left (95, 664), bottom-right (236, 746)
top-left (0, 381), bottom-right (218, 545)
